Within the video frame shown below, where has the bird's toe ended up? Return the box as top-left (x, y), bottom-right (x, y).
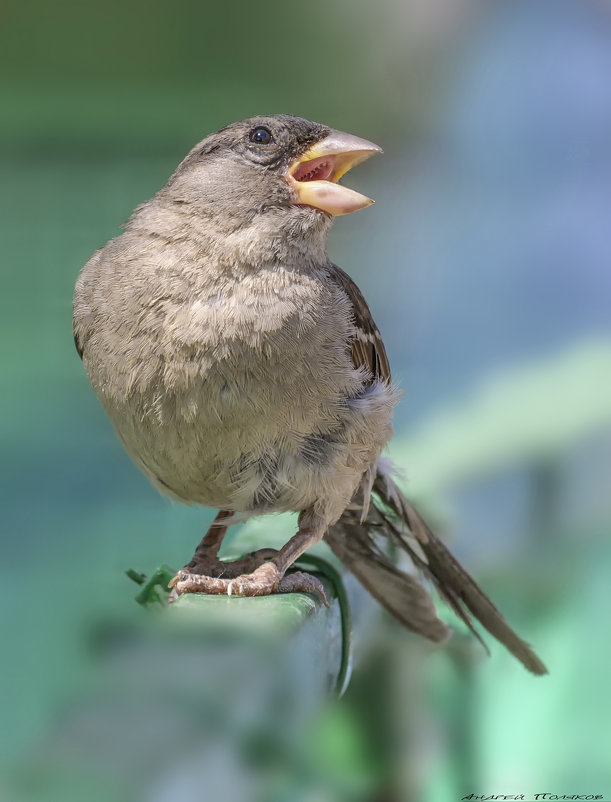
top-left (278, 571), bottom-right (329, 606)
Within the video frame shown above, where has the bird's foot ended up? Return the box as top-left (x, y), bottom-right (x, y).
top-left (167, 548), bottom-right (275, 602)
top-left (168, 559), bottom-right (329, 606)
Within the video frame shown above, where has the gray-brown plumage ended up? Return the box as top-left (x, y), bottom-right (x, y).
top-left (73, 114), bottom-right (546, 674)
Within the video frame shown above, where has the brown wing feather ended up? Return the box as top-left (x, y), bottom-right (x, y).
top-left (326, 264), bottom-right (391, 385)
top-left (73, 324), bottom-right (84, 360)
top-left (324, 270), bottom-right (547, 674)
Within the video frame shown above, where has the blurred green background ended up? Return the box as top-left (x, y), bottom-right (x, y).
top-left (2, 0), bottom-right (611, 799)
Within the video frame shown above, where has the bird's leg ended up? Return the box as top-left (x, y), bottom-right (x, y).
top-left (170, 511), bottom-right (329, 605)
top-left (168, 510), bottom-right (280, 601)
top-left (184, 508), bottom-right (234, 573)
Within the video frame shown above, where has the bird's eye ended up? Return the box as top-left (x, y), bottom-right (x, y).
top-left (249, 126), bottom-right (274, 145)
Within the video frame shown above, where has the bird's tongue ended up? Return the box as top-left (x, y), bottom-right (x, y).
top-left (289, 152), bottom-right (375, 215)
top-left (291, 155), bottom-right (369, 215)
top-left (291, 156), bottom-right (335, 183)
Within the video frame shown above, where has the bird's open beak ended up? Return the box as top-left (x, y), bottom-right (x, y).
top-left (285, 131), bottom-right (382, 216)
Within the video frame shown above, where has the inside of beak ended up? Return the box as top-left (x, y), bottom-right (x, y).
top-left (286, 132), bottom-right (382, 216)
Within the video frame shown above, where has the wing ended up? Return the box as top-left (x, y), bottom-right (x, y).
top-left (73, 321), bottom-right (84, 360)
top-left (326, 263), bottom-right (391, 385)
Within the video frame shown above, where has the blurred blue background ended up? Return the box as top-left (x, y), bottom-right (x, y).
top-left (2, 0), bottom-right (611, 799)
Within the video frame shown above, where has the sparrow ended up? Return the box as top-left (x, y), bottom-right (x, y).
top-left (73, 115), bottom-right (546, 674)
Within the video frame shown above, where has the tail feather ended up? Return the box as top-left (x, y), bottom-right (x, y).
top-left (324, 468), bottom-right (548, 675)
top-left (324, 507), bottom-right (451, 643)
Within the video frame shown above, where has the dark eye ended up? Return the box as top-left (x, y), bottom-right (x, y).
top-left (249, 126), bottom-right (274, 145)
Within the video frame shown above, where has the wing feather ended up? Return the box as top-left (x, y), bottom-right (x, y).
top-left (326, 264), bottom-right (391, 385)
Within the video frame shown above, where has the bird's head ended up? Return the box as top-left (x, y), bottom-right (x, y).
top-left (152, 115), bottom-right (382, 264)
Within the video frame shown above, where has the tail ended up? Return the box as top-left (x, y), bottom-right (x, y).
top-left (324, 464), bottom-right (548, 675)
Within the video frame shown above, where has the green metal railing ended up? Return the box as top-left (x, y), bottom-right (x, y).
top-left (126, 553), bottom-right (354, 697)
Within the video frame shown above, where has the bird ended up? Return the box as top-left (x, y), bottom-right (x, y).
top-left (73, 114), bottom-right (547, 675)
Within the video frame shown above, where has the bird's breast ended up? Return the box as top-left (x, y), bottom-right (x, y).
top-left (166, 266), bottom-right (362, 427)
top-left (82, 257), bottom-right (362, 431)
